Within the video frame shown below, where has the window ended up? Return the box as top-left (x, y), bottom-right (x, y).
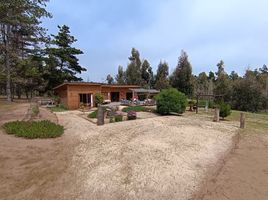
top-left (79, 94), bottom-right (91, 104)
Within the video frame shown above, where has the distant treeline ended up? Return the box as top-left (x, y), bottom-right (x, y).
top-left (106, 48), bottom-right (268, 112)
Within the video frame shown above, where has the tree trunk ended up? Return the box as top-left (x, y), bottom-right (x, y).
top-left (4, 24), bottom-right (12, 102)
top-left (25, 89), bottom-right (29, 99)
top-left (5, 46), bottom-right (12, 101)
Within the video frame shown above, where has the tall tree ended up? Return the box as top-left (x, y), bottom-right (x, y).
top-left (154, 61), bottom-right (169, 90)
top-left (115, 65), bottom-right (125, 84)
top-left (170, 50), bottom-right (193, 96)
top-left (45, 25), bottom-right (86, 90)
top-left (216, 60), bottom-right (225, 76)
top-left (232, 70), bottom-right (263, 112)
top-left (125, 48), bottom-right (142, 85)
top-left (229, 71), bottom-right (239, 81)
top-left (214, 61), bottom-right (231, 102)
top-left (208, 71), bottom-right (216, 82)
top-left (196, 72), bottom-right (209, 95)
top-left (106, 74), bottom-right (114, 84)
top-left (148, 64), bottom-right (154, 89)
top-left (141, 59), bottom-right (153, 88)
top-left (0, 0), bottom-right (51, 101)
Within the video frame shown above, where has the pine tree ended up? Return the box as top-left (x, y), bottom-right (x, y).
top-left (170, 50), bottom-right (193, 96)
top-left (46, 25), bottom-right (86, 90)
top-left (106, 74), bottom-right (114, 84)
top-left (0, 0), bottom-right (51, 101)
top-left (214, 60), bottom-right (231, 102)
top-left (216, 60), bottom-right (225, 76)
top-left (154, 61), bottom-right (169, 90)
top-left (115, 65), bottom-right (125, 84)
top-left (196, 72), bottom-right (209, 95)
top-left (141, 59), bottom-right (153, 88)
top-left (125, 48), bottom-right (142, 85)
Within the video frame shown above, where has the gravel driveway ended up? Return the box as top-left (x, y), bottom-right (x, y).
top-left (53, 111), bottom-right (238, 200)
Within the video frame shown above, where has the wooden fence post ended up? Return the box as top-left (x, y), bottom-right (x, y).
top-left (213, 108), bottom-right (220, 122)
top-left (240, 113), bottom-right (245, 128)
top-left (97, 106), bottom-right (105, 126)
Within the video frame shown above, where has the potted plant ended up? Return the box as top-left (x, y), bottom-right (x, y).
top-left (127, 110), bottom-right (137, 120)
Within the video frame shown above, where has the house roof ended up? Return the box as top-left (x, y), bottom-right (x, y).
top-left (53, 82), bottom-right (140, 90)
top-left (130, 88), bottom-right (160, 93)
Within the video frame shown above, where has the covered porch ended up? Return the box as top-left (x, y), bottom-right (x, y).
top-left (121, 88), bottom-right (160, 106)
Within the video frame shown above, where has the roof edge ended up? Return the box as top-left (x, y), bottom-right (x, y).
top-left (53, 82), bottom-right (140, 90)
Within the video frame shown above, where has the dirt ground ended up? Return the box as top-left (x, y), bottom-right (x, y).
top-left (0, 103), bottom-right (268, 200)
top-left (0, 102), bottom-right (76, 200)
top-left (196, 133), bottom-right (268, 200)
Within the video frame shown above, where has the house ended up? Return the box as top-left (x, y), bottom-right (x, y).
top-left (53, 82), bottom-right (140, 109)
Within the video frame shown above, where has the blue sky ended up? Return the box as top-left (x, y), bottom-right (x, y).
top-left (42, 0), bottom-right (268, 81)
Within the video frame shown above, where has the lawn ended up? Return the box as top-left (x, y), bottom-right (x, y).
top-left (3, 120), bottom-right (64, 139)
top-left (122, 105), bottom-right (155, 113)
top-left (227, 110), bottom-right (268, 132)
top-left (191, 109), bottom-right (268, 133)
top-left (50, 104), bottom-right (68, 112)
top-left (88, 110), bottom-right (97, 118)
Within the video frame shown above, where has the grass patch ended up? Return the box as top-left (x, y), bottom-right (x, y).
top-left (227, 110), bottom-right (268, 132)
top-left (3, 120), bottom-right (64, 139)
top-left (88, 110), bottom-right (97, 118)
top-left (193, 109), bottom-right (268, 133)
top-left (50, 104), bottom-right (68, 112)
top-left (122, 106), bottom-right (155, 113)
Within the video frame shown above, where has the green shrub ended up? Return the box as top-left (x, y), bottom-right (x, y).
top-left (109, 117), bottom-right (115, 123)
top-left (3, 120), bottom-right (64, 139)
top-left (88, 110), bottom-right (97, 118)
top-left (95, 93), bottom-right (104, 106)
top-left (219, 102), bottom-right (231, 119)
top-left (114, 115), bottom-right (123, 122)
top-left (155, 88), bottom-right (187, 115)
top-left (122, 106), bottom-right (153, 113)
top-left (52, 95), bottom-right (60, 105)
top-left (32, 105), bottom-right (39, 117)
top-left (50, 104), bottom-right (68, 112)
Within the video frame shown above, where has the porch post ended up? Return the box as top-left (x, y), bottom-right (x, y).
top-left (108, 92), bottom-right (111, 100)
top-left (91, 94), bottom-right (94, 107)
top-left (132, 90), bottom-right (135, 100)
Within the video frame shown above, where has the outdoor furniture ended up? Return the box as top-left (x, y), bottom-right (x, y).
top-left (103, 99), bottom-right (111, 104)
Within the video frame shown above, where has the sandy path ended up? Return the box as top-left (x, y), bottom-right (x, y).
top-left (0, 104), bottom-right (77, 200)
top-left (53, 112), bottom-right (238, 200)
top-left (0, 106), bottom-right (239, 200)
top-left (198, 133), bottom-right (268, 200)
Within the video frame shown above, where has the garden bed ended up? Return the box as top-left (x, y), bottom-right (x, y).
top-left (3, 120), bottom-right (64, 139)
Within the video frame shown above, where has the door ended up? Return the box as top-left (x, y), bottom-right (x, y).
top-left (111, 92), bottom-right (120, 102)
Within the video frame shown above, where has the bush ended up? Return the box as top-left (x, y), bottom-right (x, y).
top-left (31, 104), bottom-right (39, 117)
top-left (127, 111), bottom-right (137, 120)
top-left (109, 117), bottom-right (115, 123)
top-left (114, 114), bottom-right (123, 122)
top-left (3, 120), bottom-right (64, 139)
top-left (95, 93), bottom-right (104, 106)
top-left (50, 104), bottom-right (68, 112)
top-left (219, 102), bottom-right (231, 119)
top-left (155, 88), bottom-right (187, 115)
top-left (52, 95), bottom-right (60, 105)
top-left (88, 110), bottom-right (97, 118)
